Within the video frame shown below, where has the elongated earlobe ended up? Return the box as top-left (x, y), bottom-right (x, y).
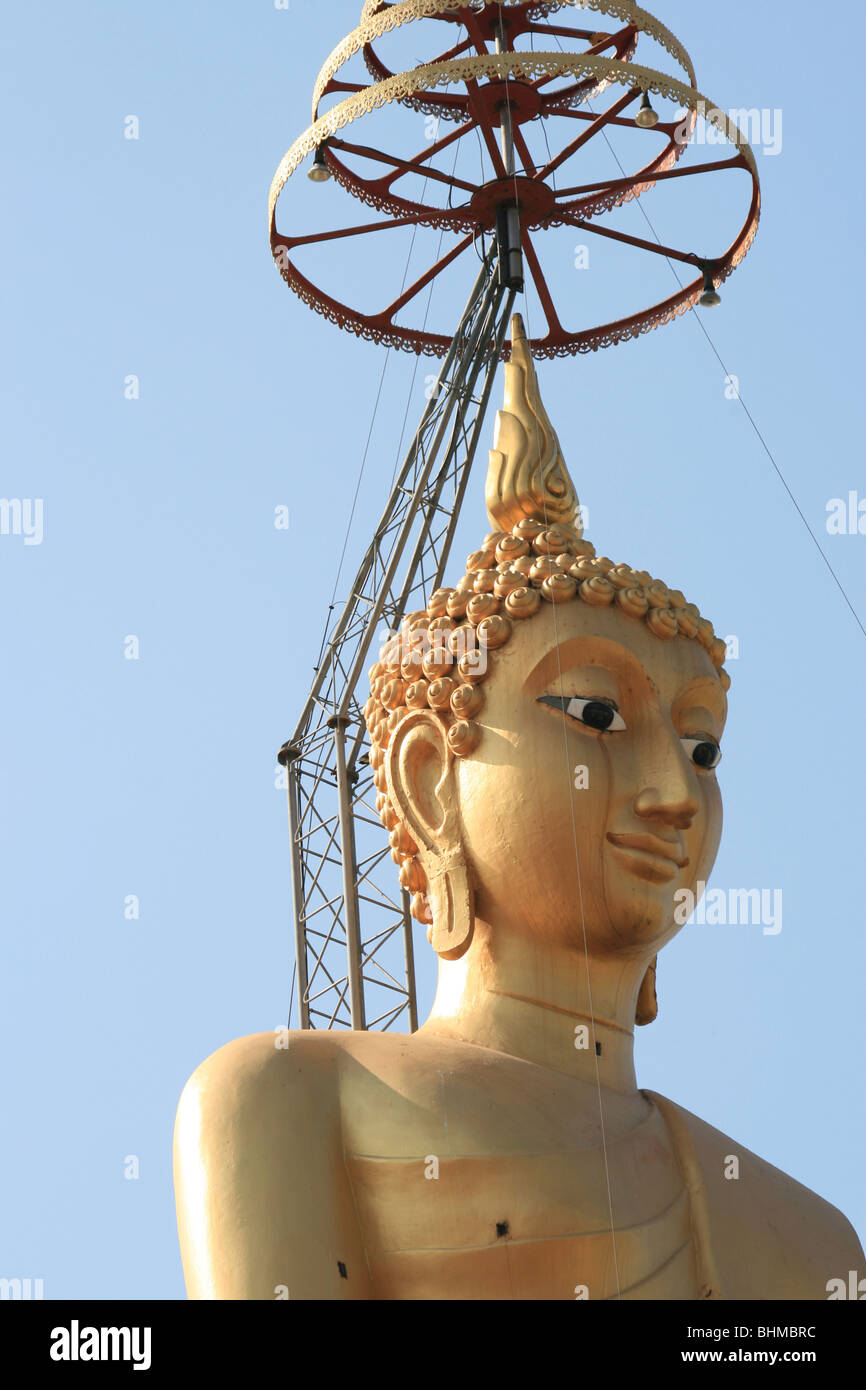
top-left (426, 848), bottom-right (475, 961)
top-left (385, 710), bottom-right (475, 961)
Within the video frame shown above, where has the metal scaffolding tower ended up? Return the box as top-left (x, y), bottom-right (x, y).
top-left (271, 1), bottom-right (760, 1033)
top-left (279, 234), bottom-right (519, 1032)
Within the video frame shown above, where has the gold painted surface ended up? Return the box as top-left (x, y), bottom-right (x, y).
top-left (485, 315), bottom-right (580, 534)
top-left (175, 310), bottom-right (862, 1303)
top-left (174, 1030), bottom-right (862, 1300)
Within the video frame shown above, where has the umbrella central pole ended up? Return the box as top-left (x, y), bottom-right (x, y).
top-left (495, 15), bottom-right (524, 291)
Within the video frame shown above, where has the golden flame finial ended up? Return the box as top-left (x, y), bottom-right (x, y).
top-left (485, 314), bottom-right (581, 535)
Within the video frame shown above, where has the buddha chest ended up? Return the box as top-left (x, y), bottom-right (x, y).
top-left (339, 1055), bottom-right (702, 1300)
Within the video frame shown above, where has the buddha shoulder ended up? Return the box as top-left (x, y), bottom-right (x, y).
top-left (173, 1027), bottom-right (508, 1148)
top-left (173, 1027), bottom-right (427, 1139)
top-left (174, 1030), bottom-right (375, 1190)
top-left (646, 1090), bottom-right (864, 1300)
top-left (173, 1031), bottom-right (380, 1299)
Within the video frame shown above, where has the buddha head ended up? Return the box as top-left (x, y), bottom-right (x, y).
top-left (364, 317), bottom-right (728, 1025)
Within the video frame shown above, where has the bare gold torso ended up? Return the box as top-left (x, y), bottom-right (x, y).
top-left (336, 1033), bottom-right (699, 1300)
top-left (174, 1029), bottom-right (864, 1300)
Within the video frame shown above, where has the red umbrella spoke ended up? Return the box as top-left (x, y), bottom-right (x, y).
top-left (418, 34), bottom-right (476, 67)
top-left (526, 20), bottom-right (637, 57)
top-left (276, 215), bottom-right (420, 255)
top-left (566, 216), bottom-right (701, 268)
top-left (537, 88), bottom-right (639, 183)
top-left (394, 88), bottom-right (471, 115)
top-left (463, 78), bottom-right (510, 178)
top-left (522, 232), bottom-right (564, 337)
top-left (462, 11), bottom-right (493, 55)
top-left (553, 153), bottom-right (748, 201)
top-left (551, 107), bottom-right (660, 131)
top-left (384, 234), bottom-right (476, 324)
top-left (320, 80), bottom-right (370, 100)
top-left (362, 35), bottom-right (476, 89)
top-left (528, 27), bottom-right (637, 89)
top-left (330, 138), bottom-right (478, 199)
top-left (512, 127), bottom-right (539, 179)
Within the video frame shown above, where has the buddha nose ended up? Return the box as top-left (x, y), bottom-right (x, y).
top-left (633, 727), bottom-right (700, 829)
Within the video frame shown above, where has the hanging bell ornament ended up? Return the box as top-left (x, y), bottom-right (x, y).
top-left (699, 267), bottom-right (722, 307)
top-left (308, 144), bottom-right (332, 182)
top-left (635, 90), bottom-right (660, 129)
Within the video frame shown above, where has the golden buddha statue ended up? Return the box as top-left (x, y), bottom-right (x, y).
top-left (174, 317), bottom-right (863, 1300)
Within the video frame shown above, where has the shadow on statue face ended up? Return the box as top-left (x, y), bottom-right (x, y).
top-left (453, 601), bottom-right (726, 957)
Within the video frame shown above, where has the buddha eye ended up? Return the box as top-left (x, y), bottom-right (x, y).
top-left (682, 737), bottom-right (722, 770)
top-left (538, 694), bottom-right (626, 733)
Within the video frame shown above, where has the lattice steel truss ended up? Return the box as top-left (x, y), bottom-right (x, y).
top-left (279, 242), bottom-right (517, 1031)
top-left (274, 1), bottom-right (759, 1032)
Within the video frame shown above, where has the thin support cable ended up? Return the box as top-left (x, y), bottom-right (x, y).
top-left (554, 35), bottom-right (866, 643)
top-left (498, 2), bottom-right (623, 1301)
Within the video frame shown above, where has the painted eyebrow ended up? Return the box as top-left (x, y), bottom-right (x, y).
top-left (537, 694), bottom-right (620, 712)
top-left (679, 680), bottom-right (720, 694)
top-left (673, 679), bottom-right (727, 714)
top-left (523, 639), bottom-right (640, 696)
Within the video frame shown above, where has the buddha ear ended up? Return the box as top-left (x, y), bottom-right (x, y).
top-left (635, 956), bottom-right (658, 1026)
top-left (385, 710), bottom-right (474, 961)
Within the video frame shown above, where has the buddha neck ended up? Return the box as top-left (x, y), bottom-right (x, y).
top-left (418, 917), bottom-right (651, 1093)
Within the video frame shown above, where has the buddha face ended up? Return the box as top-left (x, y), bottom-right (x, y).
top-left (451, 601), bottom-right (726, 957)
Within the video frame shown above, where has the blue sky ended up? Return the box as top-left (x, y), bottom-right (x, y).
top-left (2, 1), bottom-right (864, 1298)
